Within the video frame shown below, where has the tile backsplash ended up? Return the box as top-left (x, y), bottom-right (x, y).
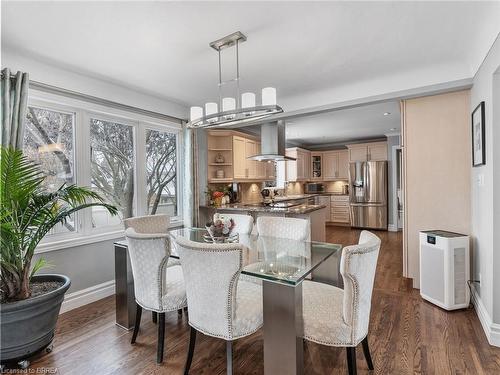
top-left (325, 180), bottom-right (349, 193)
top-left (239, 183), bottom-right (262, 203)
top-left (285, 182), bottom-right (304, 196)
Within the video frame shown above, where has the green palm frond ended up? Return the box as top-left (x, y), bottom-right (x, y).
top-left (0, 147), bottom-right (118, 302)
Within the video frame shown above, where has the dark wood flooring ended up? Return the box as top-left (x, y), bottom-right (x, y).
top-left (27, 227), bottom-right (500, 374)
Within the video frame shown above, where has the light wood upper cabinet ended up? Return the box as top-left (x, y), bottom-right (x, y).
top-left (245, 138), bottom-right (257, 179)
top-left (347, 141), bottom-right (387, 162)
top-left (337, 150), bottom-right (349, 179)
top-left (232, 136), bottom-right (247, 180)
top-left (323, 151), bottom-right (337, 180)
top-left (285, 148), bottom-right (310, 181)
top-left (367, 143), bottom-right (388, 161)
top-left (348, 146), bottom-right (368, 162)
top-left (323, 150), bottom-right (349, 180)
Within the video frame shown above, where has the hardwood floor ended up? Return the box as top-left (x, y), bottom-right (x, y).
top-left (26, 227), bottom-right (500, 374)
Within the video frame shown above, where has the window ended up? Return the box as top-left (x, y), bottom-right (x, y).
top-left (90, 117), bottom-right (135, 228)
top-left (22, 95), bottom-right (182, 251)
top-left (23, 106), bottom-right (76, 234)
top-left (145, 129), bottom-right (178, 216)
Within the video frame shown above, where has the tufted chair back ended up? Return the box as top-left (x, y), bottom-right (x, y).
top-left (125, 228), bottom-right (171, 311)
top-left (124, 214), bottom-right (169, 234)
top-left (340, 230), bottom-right (381, 344)
top-left (221, 214), bottom-right (254, 235)
top-left (174, 236), bottom-right (245, 339)
top-left (256, 216), bottom-right (310, 241)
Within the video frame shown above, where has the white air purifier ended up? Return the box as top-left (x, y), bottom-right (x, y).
top-left (419, 230), bottom-right (470, 310)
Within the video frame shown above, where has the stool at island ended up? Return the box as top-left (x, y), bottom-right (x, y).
top-left (419, 230), bottom-right (470, 310)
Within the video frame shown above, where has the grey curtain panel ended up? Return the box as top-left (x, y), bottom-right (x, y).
top-left (1, 68), bottom-right (29, 149)
top-left (183, 125), bottom-right (200, 227)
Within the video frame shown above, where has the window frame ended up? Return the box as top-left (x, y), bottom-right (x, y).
top-left (141, 121), bottom-right (183, 225)
top-left (27, 92), bottom-right (184, 254)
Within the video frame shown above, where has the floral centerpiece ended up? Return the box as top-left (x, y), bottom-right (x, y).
top-left (212, 190), bottom-right (225, 207)
top-left (206, 213), bottom-right (236, 240)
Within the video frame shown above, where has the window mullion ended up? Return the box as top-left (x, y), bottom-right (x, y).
top-left (135, 122), bottom-right (147, 216)
top-left (78, 109), bottom-right (92, 235)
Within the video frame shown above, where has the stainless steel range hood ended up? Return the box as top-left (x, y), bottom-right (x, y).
top-left (247, 121), bottom-right (296, 161)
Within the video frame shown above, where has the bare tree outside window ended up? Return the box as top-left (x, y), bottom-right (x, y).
top-left (90, 118), bottom-right (134, 226)
top-left (146, 129), bottom-right (177, 216)
top-left (23, 106), bottom-right (75, 232)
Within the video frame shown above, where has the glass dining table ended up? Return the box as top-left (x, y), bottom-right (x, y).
top-left (114, 227), bottom-right (342, 375)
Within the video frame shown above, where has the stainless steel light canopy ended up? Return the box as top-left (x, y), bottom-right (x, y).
top-left (187, 31), bottom-right (283, 129)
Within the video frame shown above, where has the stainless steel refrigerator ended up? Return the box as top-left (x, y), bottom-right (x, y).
top-left (349, 161), bottom-right (388, 230)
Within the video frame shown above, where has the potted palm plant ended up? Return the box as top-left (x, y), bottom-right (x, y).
top-left (0, 147), bottom-right (118, 367)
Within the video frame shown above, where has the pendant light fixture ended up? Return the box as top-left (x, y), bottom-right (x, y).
top-left (187, 31), bottom-right (283, 129)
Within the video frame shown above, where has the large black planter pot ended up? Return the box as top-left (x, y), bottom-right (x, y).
top-left (0, 274), bottom-right (71, 364)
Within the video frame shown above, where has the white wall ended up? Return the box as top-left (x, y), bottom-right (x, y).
top-left (470, 33), bottom-right (500, 339)
top-left (403, 90), bottom-right (471, 288)
top-left (1, 47), bottom-right (188, 119)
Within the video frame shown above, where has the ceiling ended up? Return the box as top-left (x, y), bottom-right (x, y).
top-left (2, 1), bottom-right (500, 111)
top-left (285, 101), bottom-right (401, 147)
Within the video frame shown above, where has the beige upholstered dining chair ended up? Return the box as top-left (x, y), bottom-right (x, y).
top-left (125, 228), bottom-right (187, 364)
top-left (124, 214), bottom-right (181, 324)
top-left (302, 230), bottom-right (381, 375)
top-left (174, 236), bottom-right (263, 375)
top-left (221, 213), bottom-right (254, 235)
top-left (256, 216), bottom-right (310, 241)
top-left (123, 213), bottom-right (169, 233)
top-left (124, 214), bottom-right (180, 267)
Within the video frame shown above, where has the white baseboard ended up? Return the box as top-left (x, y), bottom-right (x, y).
top-left (60, 280), bottom-right (115, 314)
top-left (471, 286), bottom-right (500, 347)
top-left (388, 224), bottom-right (398, 232)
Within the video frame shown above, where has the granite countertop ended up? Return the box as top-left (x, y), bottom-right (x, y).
top-left (273, 193), bottom-right (349, 201)
top-left (200, 203), bottom-right (327, 214)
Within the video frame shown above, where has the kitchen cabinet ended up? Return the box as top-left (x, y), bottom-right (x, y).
top-left (208, 131), bottom-right (271, 183)
top-left (337, 150), bottom-right (349, 179)
top-left (330, 195), bottom-right (350, 224)
top-left (315, 195), bottom-right (331, 222)
top-left (367, 143), bottom-right (388, 161)
top-left (245, 138), bottom-right (257, 179)
top-left (285, 148), bottom-right (310, 181)
top-left (310, 153), bottom-right (323, 180)
top-left (232, 136), bottom-right (247, 180)
top-left (323, 150), bottom-right (349, 180)
top-left (347, 141), bottom-right (387, 162)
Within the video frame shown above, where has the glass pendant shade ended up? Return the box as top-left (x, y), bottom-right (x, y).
top-left (205, 102), bottom-right (218, 122)
top-left (190, 106), bottom-right (203, 122)
top-left (222, 97), bottom-right (236, 119)
top-left (262, 87), bottom-right (277, 106)
top-left (241, 92), bottom-right (256, 108)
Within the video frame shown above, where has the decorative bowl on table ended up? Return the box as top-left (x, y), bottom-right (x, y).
top-left (205, 213), bottom-right (238, 243)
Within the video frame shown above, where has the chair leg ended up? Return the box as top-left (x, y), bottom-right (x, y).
top-left (152, 311), bottom-right (157, 324)
top-left (184, 327), bottom-right (197, 375)
top-left (226, 341), bottom-right (233, 375)
top-left (157, 313), bottom-right (166, 364)
top-left (131, 304), bottom-right (142, 344)
top-left (361, 337), bottom-right (374, 370)
top-left (346, 346), bottom-right (357, 375)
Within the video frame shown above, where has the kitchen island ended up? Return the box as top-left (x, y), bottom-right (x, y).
top-left (200, 202), bottom-right (328, 242)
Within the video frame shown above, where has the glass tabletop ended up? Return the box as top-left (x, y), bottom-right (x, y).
top-left (169, 227), bottom-right (342, 286)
